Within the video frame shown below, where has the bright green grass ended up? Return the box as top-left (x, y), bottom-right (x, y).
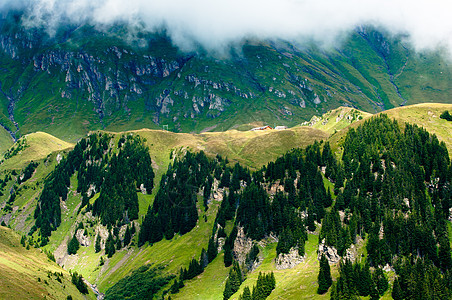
top-left (0, 226), bottom-right (96, 300)
top-left (93, 200), bottom-right (221, 293)
top-left (1, 132), bottom-right (73, 170)
top-left (230, 234), bottom-right (336, 300)
top-left (327, 103), bottom-right (452, 159)
top-left (308, 107), bottom-right (372, 134)
top-left (0, 126), bottom-right (14, 155)
top-left (172, 253), bottom-right (230, 300)
top-left (44, 174), bottom-right (83, 254)
top-left (384, 103), bottom-right (452, 155)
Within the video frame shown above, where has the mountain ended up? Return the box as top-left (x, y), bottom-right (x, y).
top-left (1, 12), bottom-right (451, 142)
top-left (0, 103), bottom-right (451, 299)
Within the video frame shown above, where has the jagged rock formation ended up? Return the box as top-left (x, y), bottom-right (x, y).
top-left (233, 227), bottom-right (254, 265)
top-left (275, 248), bottom-right (306, 270)
top-left (318, 238), bottom-right (340, 264)
top-left (75, 228), bottom-right (91, 247)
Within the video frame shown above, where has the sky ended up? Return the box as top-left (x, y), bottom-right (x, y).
top-left (1, 0), bottom-right (452, 53)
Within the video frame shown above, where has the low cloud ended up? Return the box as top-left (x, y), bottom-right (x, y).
top-left (2, 0), bottom-right (452, 53)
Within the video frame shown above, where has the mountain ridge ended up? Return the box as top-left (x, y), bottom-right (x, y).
top-left (1, 14), bottom-right (451, 141)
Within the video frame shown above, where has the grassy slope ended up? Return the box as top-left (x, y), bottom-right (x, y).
top-left (37, 126), bottom-right (327, 294)
top-left (326, 103), bottom-right (452, 157)
top-left (173, 103), bottom-right (451, 299)
top-left (135, 126), bottom-right (329, 171)
top-left (0, 125), bottom-right (13, 155)
top-left (1, 131), bottom-right (73, 170)
top-left (307, 106), bottom-right (372, 134)
top-left (174, 234), bottom-right (338, 300)
top-left (383, 103), bottom-right (452, 153)
top-left (0, 151), bottom-right (65, 235)
top-left (0, 226), bottom-right (96, 300)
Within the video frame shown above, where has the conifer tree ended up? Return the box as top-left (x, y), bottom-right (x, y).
top-left (317, 254), bottom-right (332, 294)
top-left (240, 286), bottom-right (251, 300)
top-left (199, 248), bottom-right (209, 269)
top-left (356, 263), bottom-right (372, 296)
top-left (223, 262), bottom-right (242, 300)
top-left (67, 234), bottom-right (80, 255)
top-left (369, 283), bottom-right (380, 300)
top-left (123, 226), bottom-right (131, 246)
top-left (115, 236), bottom-right (122, 250)
top-left (391, 277), bottom-right (403, 300)
top-left (373, 267), bottom-right (388, 296)
top-left (207, 236), bottom-right (218, 263)
top-left (105, 231), bottom-right (116, 258)
top-left (224, 243), bottom-right (233, 267)
top-left (95, 234), bottom-right (101, 253)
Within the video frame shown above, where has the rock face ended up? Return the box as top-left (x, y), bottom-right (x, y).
top-left (343, 244), bottom-right (357, 263)
top-left (318, 239), bottom-right (340, 264)
top-left (76, 228), bottom-right (91, 247)
top-left (233, 226), bottom-right (254, 265)
top-left (275, 248), bottom-right (306, 270)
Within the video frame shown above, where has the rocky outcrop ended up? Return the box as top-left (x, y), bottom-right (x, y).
top-left (233, 226), bottom-right (254, 265)
top-left (275, 248), bottom-right (306, 270)
top-left (318, 238), bottom-right (340, 264)
top-left (185, 75), bottom-right (253, 99)
top-left (76, 228), bottom-right (91, 247)
top-left (343, 244), bottom-right (358, 263)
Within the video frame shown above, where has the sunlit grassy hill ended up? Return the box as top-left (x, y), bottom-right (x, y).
top-left (0, 225), bottom-right (96, 300)
top-left (1, 131), bottom-right (73, 170)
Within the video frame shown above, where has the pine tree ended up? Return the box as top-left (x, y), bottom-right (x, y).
top-left (105, 231), bottom-right (116, 258)
top-left (373, 267), bottom-right (388, 296)
top-left (224, 243), bottom-right (233, 267)
top-left (200, 248), bottom-right (209, 269)
top-left (317, 254), bottom-right (332, 294)
top-left (223, 262), bottom-right (243, 300)
top-left (240, 286), bottom-right (251, 300)
top-left (223, 279), bottom-right (233, 300)
top-left (123, 226), bottom-right (131, 246)
top-left (357, 263), bottom-right (372, 296)
top-left (207, 236), bottom-right (218, 263)
top-left (369, 283), bottom-right (380, 300)
top-left (71, 272), bottom-right (88, 294)
top-left (115, 236), bottom-right (122, 250)
top-left (391, 277), bottom-right (404, 300)
top-left (269, 272), bottom-right (276, 290)
top-left (170, 279), bottom-right (180, 294)
top-left (67, 234), bottom-right (80, 255)
top-left (95, 234), bottom-right (101, 253)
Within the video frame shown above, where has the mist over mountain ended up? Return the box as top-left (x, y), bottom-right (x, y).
top-left (1, 0), bottom-right (452, 54)
top-left (0, 1), bottom-right (450, 142)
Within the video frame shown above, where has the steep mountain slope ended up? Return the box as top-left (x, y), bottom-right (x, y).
top-left (0, 125), bottom-right (13, 154)
top-left (0, 226), bottom-right (96, 299)
top-left (1, 12), bottom-right (451, 141)
top-left (0, 104), bottom-right (451, 300)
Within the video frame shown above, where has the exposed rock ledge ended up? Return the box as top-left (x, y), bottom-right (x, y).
top-left (318, 238), bottom-right (340, 264)
top-left (275, 248), bottom-right (305, 270)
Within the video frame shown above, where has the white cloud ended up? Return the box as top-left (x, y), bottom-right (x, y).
top-left (2, 0), bottom-right (452, 52)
